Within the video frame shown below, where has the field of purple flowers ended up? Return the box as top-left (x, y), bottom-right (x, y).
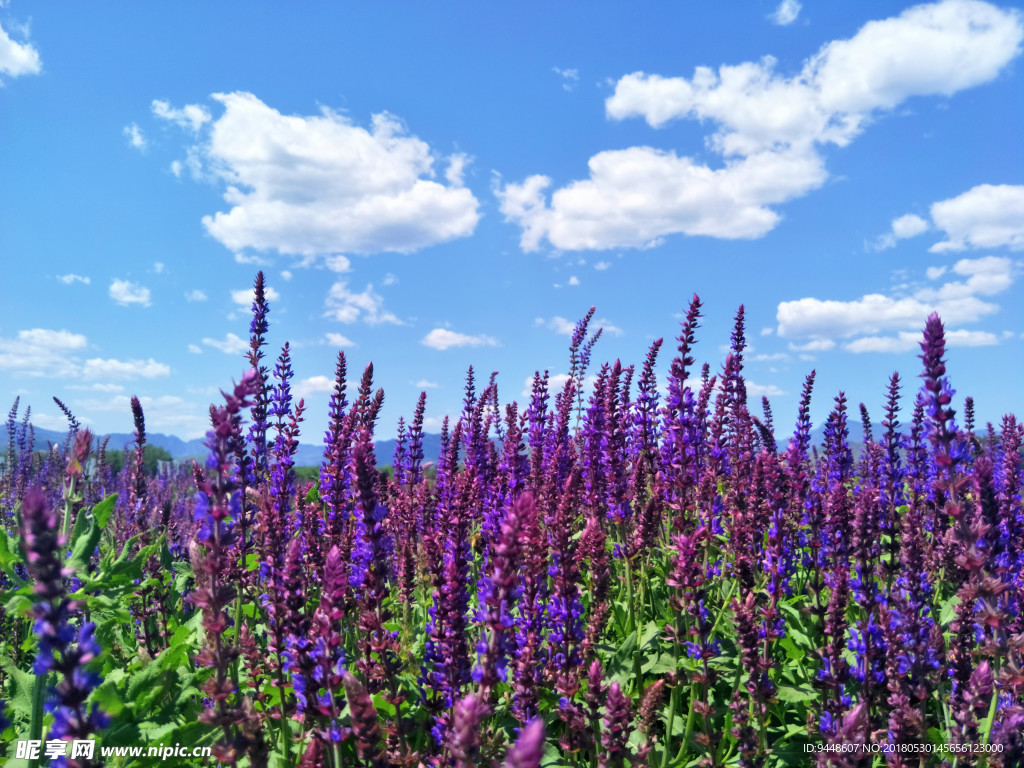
top-left (1, 271), bottom-right (1022, 768)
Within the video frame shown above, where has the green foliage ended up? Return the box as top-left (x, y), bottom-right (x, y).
top-left (106, 445), bottom-right (174, 477)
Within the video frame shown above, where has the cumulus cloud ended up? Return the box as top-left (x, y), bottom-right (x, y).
top-left (57, 274), bottom-right (90, 285)
top-left (500, 1), bottom-right (1023, 252)
top-left (536, 315), bottom-right (624, 336)
top-left (873, 213), bottom-right (929, 249)
top-left (202, 333), bottom-right (249, 355)
top-left (185, 289), bottom-right (208, 302)
top-left (82, 358), bottom-right (170, 380)
top-left (325, 331), bottom-right (356, 347)
top-left (929, 184), bottom-right (1024, 252)
top-left (188, 344), bottom-right (202, 354)
top-left (159, 92), bottom-right (480, 258)
top-left (109, 279), bottom-right (151, 307)
top-left (324, 281), bottom-right (401, 325)
top-left (0, 20), bottom-right (41, 82)
top-left (0, 328), bottom-right (172, 381)
top-left (0, 329), bottom-right (86, 377)
top-left (230, 286), bottom-right (280, 306)
top-left (414, 379), bottom-right (439, 389)
top-left (152, 99), bottom-right (212, 132)
top-left (771, 0), bottom-right (802, 26)
top-left (421, 328), bottom-right (499, 351)
top-left (124, 123), bottom-right (147, 150)
top-left (294, 375), bottom-right (335, 398)
top-left (777, 255), bottom-right (1015, 351)
top-left (75, 394), bottom-right (209, 439)
top-left (845, 329), bottom-right (998, 353)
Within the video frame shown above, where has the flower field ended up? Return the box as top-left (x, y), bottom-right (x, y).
top-left (1, 271), bottom-right (1021, 768)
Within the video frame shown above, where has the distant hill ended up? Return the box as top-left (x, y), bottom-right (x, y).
top-left (10, 424), bottom-right (447, 469)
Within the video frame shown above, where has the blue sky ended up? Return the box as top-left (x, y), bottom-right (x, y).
top-left (1, 0), bottom-right (1022, 447)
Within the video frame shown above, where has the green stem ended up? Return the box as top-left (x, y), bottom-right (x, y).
top-left (661, 683), bottom-right (681, 768)
top-left (977, 663), bottom-right (1001, 768)
top-left (29, 671), bottom-right (47, 768)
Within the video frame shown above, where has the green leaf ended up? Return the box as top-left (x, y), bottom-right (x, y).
top-left (67, 493), bottom-right (118, 573)
top-left (0, 655), bottom-right (37, 719)
top-left (371, 692), bottom-right (396, 718)
top-left (0, 529), bottom-right (27, 587)
top-left (779, 636), bottom-right (805, 662)
top-left (940, 595), bottom-right (960, 626)
top-left (775, 684), bottom-right (818, 703)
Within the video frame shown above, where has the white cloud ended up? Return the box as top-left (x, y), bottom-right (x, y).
top-left (152, 99), bottom-right (212, 132)
top-left (230, 286), bottom-right (280, 306)
top-left (874, 213), bottom-right (930, 250)
top-left (162, 92), bottom-right (479, 257)
top-left (771, 0), bottom-right (802, 26)
top-left (295, 375), bottom-right (335, 398)
top-left (323, 255), bottom-right (352, 273)
top-left (777, 256), bottom-right (1015, 345)
top-left (77, 394), bottom-right (210, 439)
top-left (421, 328), bottom-right (499, 351)
top-left (446, 153), bottom-right (469, 186)
top-left (234, 252), bottom-right (269, 266)
top-left (0, 20), bottom-right (41, 81)
top-left (892, 214), bottom-right (929, 239)
top-left (500, 1), bottom-right (1023, 252)
top-left (153, 261), bottom-right (166, 274)
top-left (280, 270), bottom-right (293, 281)
top-left (594, 261), bottom-right (611, 270)
top-left (383, 272), bottom-right (398, 286)
top-left (746, 381), bottom-right (785, 397)
top-left (82, 358), bottom-right (170, 380)
top-left (185, 289), bottom-right (208, 302)
top-left (202, 333), bottom-right (249, 355)
top-left (170, 160), bottom-right (183, 177)
top-left (109, 279), bottom-right (151, 307)
top-left (537, 316), bottom-right (578, 335)
top-left (325, 332), bottom-right (356, 347)
top-left (67, 383), bottom-right (124, 393)
top-left (845, 329), bottom-right (999, 353)
top-left (497, 147), bottom-right (826, 249)
top-left (0, 329), bottom-right (86, 377)
top-left (324, 281), bottom-right (401, 325)
top-left (0, 328), bottom-right (174, 382)
top-left (553, 66), bottom-right (580, 91)
top-left (187, 344), bottom-right (203, 354)
top-left (123, 123), bottom-right (147, 150)
top-left (414, 379), bottom-right (439, 389)
top-left (568, 275), bottom-right (580, 286)
top-left (787, 339), bottom-right (837, 352)
top-left (926, 266), bottom-right (948, 280)
top-left (929, 184), bottom-right (1024, 252)
top-left (57, 274), bottom-right (90, 285)
top-left (537, 314), bottom-right (623, 337)
top-left (760, 327), bottom-right (774, 336)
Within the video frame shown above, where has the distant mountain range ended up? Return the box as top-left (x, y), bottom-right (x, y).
top-left (12, 425), bottom-right (447, 469)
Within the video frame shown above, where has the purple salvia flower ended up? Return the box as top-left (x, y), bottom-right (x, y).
top-left (448, 692), bottom-right (489, 768)
top-left (320, 350), bottom-right (352, 543)
top-left (21, 488), bottom-right (109, 767)
top-left (501, 718), bottom-right (544, 768)
top-left (192, 369), bottom-right (261, 764)
top-left (245, 271), bottom-right (272, 486)
top-left (474, 492), bottom-right (528, 695)
top-left (342, 672), bottom-right (387, 768)
top-left (600, 682), bottom-right (635, 768)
